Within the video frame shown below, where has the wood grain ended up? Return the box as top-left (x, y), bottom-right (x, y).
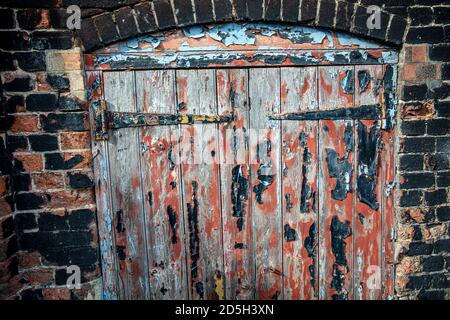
top-left (217, 69), bottom-right (255, 300)
top-left (104, 71), bottom-right (150, 299)
top-left (249, 68), bottom-right (283, 300)
top-left (135, 70), bottom-right (188, 299)
top-left (87, 71), bottom-right (120, 300)
top-left (176, 69), bottom-right (225, 300)
top-left (280, 67), bottom-right (319, 300)
top-left (318, 66), bottom-right (355, 300)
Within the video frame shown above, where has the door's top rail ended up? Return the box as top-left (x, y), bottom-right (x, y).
top-left (84, 22), bottom-right (397, 71)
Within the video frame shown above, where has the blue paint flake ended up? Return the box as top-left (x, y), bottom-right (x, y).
top-left (336, 32), bottom-right (381, 48)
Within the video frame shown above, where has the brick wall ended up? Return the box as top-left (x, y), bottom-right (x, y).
top-left (0, 0), bottom-right (449, 300)
top-left (0, 1), bottom-right (99, 300)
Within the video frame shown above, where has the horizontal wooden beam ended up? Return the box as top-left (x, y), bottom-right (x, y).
top-left (84, 49), bottom-right (398, 70)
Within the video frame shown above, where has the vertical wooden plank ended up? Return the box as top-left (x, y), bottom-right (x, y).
top-left (318, 66), bottom-right (355, 300)
top-left (381, 127), bottom-right (396, 300)
top-left (353, 65), bottom-right (384, 300)
top-left (381, 64), bottom-right (397, 300)
top-left (216, 69), bottom-right (254, 300)
top-left (87, 71), bottom-right (120, 300)
top-left (177, 69), bottom-right (224, 300)
top-left (104, 71), bottom-right (149, 300)
top-left (353, 120), bottom-right (382, 300)
top-left (249, 68), bottom-right (283, 300)
top-left (135, 70), bottom-right (187, 299)
top-left (280, 67), bottom-right (319, 300)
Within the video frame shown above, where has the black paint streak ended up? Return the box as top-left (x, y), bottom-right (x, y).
top-left (285, 193), bottom-right (292, 212)
top-left (167, 205), bottom-right (178, 244)
top-left (325, 149), bottom-right (353, 201)
top-left (187, 181), bottom-right (200, 279)
top-left (330, 216), bottom-right (352, 266)
top-left (383, 65), bottom-right (397, 130)
top-left (234, 242), bottom-right (246, 249)
top-left (374, 79), bottom-right (382, 96)
top-left (344, 122), bottom-right (354, 154)
top-left (284, 224), bottom-right (298, 242)
top-left (231, 165), bottom-right (248, 232)
top-left (270, 104), bottom-right (381, 121)
top-left (304, 222), bottom-right (317, 288)
top-left (168, 143), bottom-right (176, 171)
top-left (271, 291), bottom-right (280, 300)
top-left (253, 168), bottom-right (274, 204)
top-left (148, 191), bottom-right (153, 206)
top-left (356, 121), bottom-right (380, 210)
top-left (195, 282), bottom-right (204, 299)
top-left (299, 131), bottom-right (307, 147)
top-left (116, 245), bottom-right (126, 261)
top-left (253, 139), bottom-right (274, 204)
top-left (300, 147), bottom-right (311, 213)
top-left (177, 102), bottom-right (186, 112)
top-left (115, 210), bottom-right (125, 233)
top-left (330, 216), bottom-right (352, 300)
top-left (160, 285), bottom-right (168, 296)
top-left (358, 70), bottom-right (371, 93)
top-left (358, 212), bottom-right (365, 225)
top-left (341, 69), bottom-right (354, 94)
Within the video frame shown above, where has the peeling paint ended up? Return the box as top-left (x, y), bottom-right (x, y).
top-left (330, 216), bottom-right (352, 300)
top-left (231, 165), bottom-right (249, 232)
top-left (356, 121), bottom-right (381, 210)
top-left (187, 181), bottom-right (200, 279)
top-left (284, 224), bottom-right (298, 242)
top-left (341, 70), bottom-right (355, 95)
top-left (214, 270), bottom-right (225, 300)
top-left (336, 32), bottom-right (381, 48)
top-left (325, 149), bottom-right (353, 201)
top-left (304, 222), bottom-right (317, 289)
top-left (358, 70), bottom-right (371, 93)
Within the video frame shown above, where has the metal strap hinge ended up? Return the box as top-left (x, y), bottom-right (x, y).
top-left (268, 104), bottom-right (381, 121)
top-left (93, 100), bottom-right (234, 141)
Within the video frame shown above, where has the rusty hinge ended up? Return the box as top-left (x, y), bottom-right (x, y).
top-left (93, 100), bottom-right (234, 140)
top-left (268, 104), bottom-right (381, 121)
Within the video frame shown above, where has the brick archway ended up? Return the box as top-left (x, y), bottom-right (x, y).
top-left (76, 0), bottom-right (407, 53)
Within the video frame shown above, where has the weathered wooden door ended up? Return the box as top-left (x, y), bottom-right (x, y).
top-left (86, 24), bottom-right (398, 300)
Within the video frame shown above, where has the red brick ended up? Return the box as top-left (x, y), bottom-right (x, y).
top-left (21, 269), bottom-right (54, 286)
top-left (9, 114), bottom-right (39, 132)
top-left (411, 45), bottom-right (427, 63)
top-left (401, 101), bottom-right (434, 119)
top-left (403, 63), bottom-right (416, 81)
top-left (63, 151), bottom-right (92, 169)
top-left (0, 197), bottom-right (13, 217)
top-left (32, 172), bottom-right (64, 190)
top-left (46, 189), bottom-right (95, 209)
top-left (14, 154), bottom-right (43, 172)
top-left (42, 288), bottom-right (71, 300)
top-left (36, 72), bottom-right (51, 91)
top-left (403, 63), bottom-right (438, 81)
top-left (0, 176), bottom-right (8, 197)
top-left (17, 252), bottom-right (42, 269)
top-left (60, 132), bottom-right (91, 150)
